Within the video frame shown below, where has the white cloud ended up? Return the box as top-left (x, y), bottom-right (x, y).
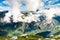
top-left (0, 6), bottom-right (9, 11)
top-left (3, 10), bottom-right (12, 23)
top-left (48, 0), bottom-right (59, 5)
top-left (2, 0), bottom-right (11, 7)
top-left (39, 7), bottom-right (60, 18)
top-left (3, 0), bottom-right (23, 23)
top-left (2, 0), bottom-right (44, 23)
top-left (23, 12), bottom-right (40, 23)
top-left (25, 0), bottom-right (44, 11)
top-left (1, 0), bottom-right (60, 23)
top-left (0, 6), bottom-right (4, 11)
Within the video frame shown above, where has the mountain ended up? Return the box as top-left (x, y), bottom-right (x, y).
top-left (0, 11), bottom-right (60, 38)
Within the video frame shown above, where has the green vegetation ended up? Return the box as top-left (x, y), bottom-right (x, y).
top-left (0, 12), bottom-right (60, 38)
top-left (0, 35), bottom-right (60, 40)
top-left (0, 18), bottom-right (60, 37)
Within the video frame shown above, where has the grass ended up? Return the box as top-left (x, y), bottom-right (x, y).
top-left (0, 35), bottom-right (60, 40)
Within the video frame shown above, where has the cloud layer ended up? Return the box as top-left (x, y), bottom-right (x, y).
top-left (0, 0), bottom-right (60, 23)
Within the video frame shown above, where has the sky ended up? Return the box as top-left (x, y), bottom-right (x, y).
top-left (0, 0), bottom-right (60, 23)
top-left (0, 0), bottom-right (60, 11)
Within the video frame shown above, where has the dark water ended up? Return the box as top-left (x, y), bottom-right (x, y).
top-left (36, 31), bottom-right (51, 38)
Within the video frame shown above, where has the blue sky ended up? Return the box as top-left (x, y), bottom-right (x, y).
top-left (0, 0), bottom-right (60, 23)
top-left (0, 0), bottom-right (60, 6)
top-left (42, 0), bottom-right (60, 6)
top-left (0, 0), bottom-right (4, 2)
top-left (0, 0), bottom-right (26, 7)
top-left (0, 0), bottom-right (60, 11)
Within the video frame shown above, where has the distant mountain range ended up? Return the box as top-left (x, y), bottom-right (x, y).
top-left (0, 11), bottom-right (60, 38)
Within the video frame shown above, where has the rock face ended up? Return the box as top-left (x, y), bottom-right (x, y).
top-left (0, 11), bottom-right (8, 18)
top-left (0, 11), bottom-right (60, 37)
top-left (0, 11), bottom-right (8, 24)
